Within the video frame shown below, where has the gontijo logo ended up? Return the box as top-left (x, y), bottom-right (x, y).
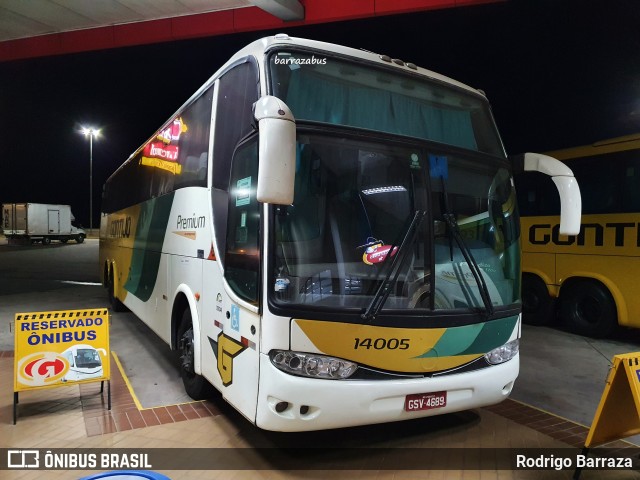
top-left (17, 352), bottom-right (69, 387)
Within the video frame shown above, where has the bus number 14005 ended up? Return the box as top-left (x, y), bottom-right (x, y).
top-left (354, 338), bottom-right (410, 350)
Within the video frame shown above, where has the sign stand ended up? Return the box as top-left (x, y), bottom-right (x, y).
top-left (12, 308), bottom-right (111, 424)
top-left (573, 352), bottom-right (640, 479)
top-left (13, 381), bottom-right (111, 425)
top-left (13, 392), bottom-right (18, 425)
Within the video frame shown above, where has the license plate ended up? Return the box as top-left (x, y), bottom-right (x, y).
top-left (405, 391), bottom-right (447, 411)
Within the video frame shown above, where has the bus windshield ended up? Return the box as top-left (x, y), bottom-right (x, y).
top-left (269, 50), bottom-right (519, 317)
top-left (271, 133), bottom-right (520, 315)
top-left (75, 349), bottom-right (102, 369)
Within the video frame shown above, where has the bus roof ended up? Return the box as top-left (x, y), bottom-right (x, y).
top-left (233, 34), bottom-right (485, 96)
top-left (546, 133), bottom-right (640, 160)
top-left (109, 34), bottom-right (489, 181)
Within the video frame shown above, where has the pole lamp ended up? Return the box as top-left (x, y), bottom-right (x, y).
top-left (81, 127), bottom-right (100, 236)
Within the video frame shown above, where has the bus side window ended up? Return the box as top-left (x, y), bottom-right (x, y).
top-left (225, 138), bottom-right (260, 304)
top-left (623, 156), bottom-right (640, 212)
top-left (571, 156), bottom-right (617, 214)
top-left (174, 87), bottom-right (213, 190)
top-left (212, 59), bottom-right (260, 267)
top-left (514, 171), bottom-right (560, 217)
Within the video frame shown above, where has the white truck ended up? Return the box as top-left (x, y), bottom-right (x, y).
top-left (2, 203), bottom-right (86, 245)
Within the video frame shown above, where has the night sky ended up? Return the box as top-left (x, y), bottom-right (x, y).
top-left (1, 0), bottom-right (638, 228)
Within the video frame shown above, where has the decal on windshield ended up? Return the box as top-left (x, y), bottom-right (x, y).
top-left (360, 238), bottom-right (398, 265)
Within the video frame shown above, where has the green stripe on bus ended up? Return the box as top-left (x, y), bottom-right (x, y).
top-left (458, 316), bottom-right (518, 355)
top-left (124, 193), bottom-right (175, 302)
top-left (415, 316), bottom-right (518, 358)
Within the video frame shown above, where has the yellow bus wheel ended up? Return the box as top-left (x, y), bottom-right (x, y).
top-left (559, 280), bottom-right (617, 338)
top-left (521, 274), bottom-right (555, 326)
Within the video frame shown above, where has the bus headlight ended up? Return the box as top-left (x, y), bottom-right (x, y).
top-left (484, 339), bottom-right (519, 365)
top-left (270, 350), bottom-right (358, 379)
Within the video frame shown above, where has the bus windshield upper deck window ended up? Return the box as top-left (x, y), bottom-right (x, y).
top-left (269, 51), bottom-right (504, 156)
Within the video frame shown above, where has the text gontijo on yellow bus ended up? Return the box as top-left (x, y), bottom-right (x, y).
top-left (14, 309), bottom-right (110, 392)
top-left (516, 133), bottom-right (640, 337)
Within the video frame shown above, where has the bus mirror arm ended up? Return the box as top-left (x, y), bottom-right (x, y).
top-left (511, 152), bottom-right (582, 236)
top-left (254, 96), bottom-right (297, 205)
top-left (551, 176), bottom-right (582, 236)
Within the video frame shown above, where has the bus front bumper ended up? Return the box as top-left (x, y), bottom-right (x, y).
top-left (255, 353), bottom-right (519, 432)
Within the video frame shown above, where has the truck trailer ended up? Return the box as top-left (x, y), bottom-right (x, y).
top-left (2, 203), bottom-right (86, 245)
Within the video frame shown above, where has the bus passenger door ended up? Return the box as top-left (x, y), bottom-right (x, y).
top-left (214, 137), bottom-right (262, 422)
top-left (200, 138), bottom-right (261, 422)
top-left (203, 58), bottom-right (262, 422)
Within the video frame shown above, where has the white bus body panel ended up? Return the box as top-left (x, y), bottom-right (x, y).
top-left (255, 353), bottom-right (519, 432)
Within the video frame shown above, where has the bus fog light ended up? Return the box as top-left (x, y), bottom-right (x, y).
top-left (270, 350), bottom-right (358, 379)
top-left (485, 339), bottom-right (519, 365)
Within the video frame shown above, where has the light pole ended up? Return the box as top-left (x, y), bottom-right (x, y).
top-left (81, 127), bottom-right (100, 236)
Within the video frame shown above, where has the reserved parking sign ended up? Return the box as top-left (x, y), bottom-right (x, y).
top-left (14, 308), bottom-right (110, 392)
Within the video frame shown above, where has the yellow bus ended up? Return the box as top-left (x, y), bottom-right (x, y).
top-left (517, 133), bottom-right (640, 337)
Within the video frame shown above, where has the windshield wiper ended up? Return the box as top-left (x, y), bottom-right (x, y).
top-left (442, 213), bottom-right (495, 318)
top-left (436, 172), bottom-right (494, 318)
top-left (361, 210), bottom-right (426, 322)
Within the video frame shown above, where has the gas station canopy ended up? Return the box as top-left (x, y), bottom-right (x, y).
top-left (0, 0), bottom-right (499, 62)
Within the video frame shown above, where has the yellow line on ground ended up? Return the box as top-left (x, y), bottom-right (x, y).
top-left (110, 350), bottom-right (208, 412)
top-left (111, 350), bottom-right (144, 411)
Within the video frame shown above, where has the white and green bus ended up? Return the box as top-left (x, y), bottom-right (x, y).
top-left (100, 34), bottom-right (581, 432)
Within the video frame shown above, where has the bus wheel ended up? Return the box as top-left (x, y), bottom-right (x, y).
top-left (521, 274), bottom-right (555, 326)
top-left (177, 309), bottom-right (211, 400)
top-left (559, 280), bottom-right (617, 338)
top-left (108, 270), bottom-right (126, 312)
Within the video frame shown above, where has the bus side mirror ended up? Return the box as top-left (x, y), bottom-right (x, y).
top-left (512, 152), bottom-right (582, 235)
top-left (254, 96), bottom-right (296, 205)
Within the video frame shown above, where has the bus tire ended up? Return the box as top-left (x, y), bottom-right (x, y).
top-left (177, 309), bottom-right (211, 400)
top-left (108, 269), bottom-right (127, 312)
top-left (559, 279), bottom-right (617, 338)
top-left (521, 274), bottom-right (555, 326)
